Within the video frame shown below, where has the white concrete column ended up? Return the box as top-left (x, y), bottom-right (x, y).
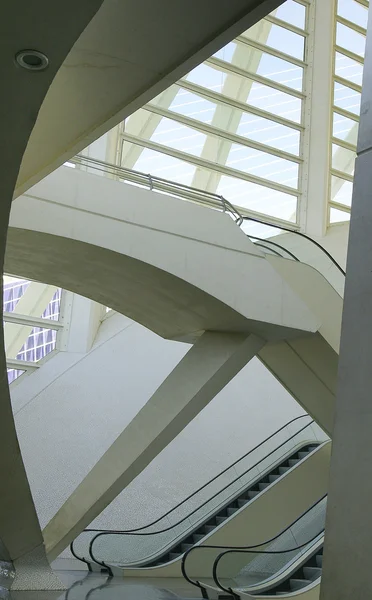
top-left (300, 0), bottom-right (335, 237)
top-left (43, 331), bottom-right (265, 560)
top-left (320, 8), bottom-right (372, 600)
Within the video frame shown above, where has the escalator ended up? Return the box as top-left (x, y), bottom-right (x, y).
top-left (182, 495), bottom-right (327, 599)
top-left (258, 543), bottom-right (323, 596)
top-left (71, 416), bottom-right (328, 577)
top-left (153, 443), bottom-right (318, 568)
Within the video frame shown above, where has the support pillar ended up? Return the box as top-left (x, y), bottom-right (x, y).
top-left (11, 546), bottom-right (64, 591)
top-left (44, 331), bottom-right (264, 560)
top-left (0, 0), bottom-right (102, 591)
top-left (320, 7), bottom-right (372, 599)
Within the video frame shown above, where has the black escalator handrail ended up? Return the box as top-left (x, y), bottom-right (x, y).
top-left (70, 415), bottom-right (314, 566)
top-left (212, 530), bottom-right (325, 597)
top-left (181, 492), bottom-right (327, 591)
top-left (87, 418), bottom-right (316, 568)
top-left (247, 235), bottom-right (300, 261)
top-left (242, 215), bottom-right (346, 276)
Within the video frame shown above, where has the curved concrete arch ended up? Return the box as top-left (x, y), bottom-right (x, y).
top-left (0, 0), bottom-right (103, 589)
top-left (7, 166), bottom-right (319, 343)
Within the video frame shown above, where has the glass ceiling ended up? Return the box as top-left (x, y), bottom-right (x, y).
top-left (106, 0), bottom-right (367, 229)
top-left (120, 0), bottom-right (307, 224)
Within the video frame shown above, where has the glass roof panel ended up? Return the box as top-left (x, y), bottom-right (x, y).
top-left (186, 63), bottom-right (227, 92)
top-left (225, 143), bottom-right (299, 188)
top-left (216, 175), bottom-right (297, 221)
top-left (236, 113), bottom-right (300, 154)
top-left (336, 22), bottom-right (366, 56)
top-left (337, 0), bottom-right (368, 28)
top-left (333, 112), bottom-right (359, 144)
top-left (123, 142), bottom-right (197, 185)
top-left (330, 206), bottom-right (351, 223)
top-left (149, 116), bottom-right (207, 157)
top-left (334, 81), bottom-right (361, 115)
top-left (165, 89), bottom-right (216, 124)
top-left (118, 3), bottom-right (309, 224)
top-left (222, 45), bottom-right (304, 91)
top-left (331, 175), bottom-right (354, 207)
top-left (332, 143), bottom-right (356, 176)
top-left (243, 23), bottom-right (305, 61)
top-left (335, 52), bottom-right (364, 86)
top-left (272, 1), bottom-right (307, 29)
top-left (215, 70), bottom-right (303, 122)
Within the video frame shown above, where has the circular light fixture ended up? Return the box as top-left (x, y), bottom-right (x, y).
top-left (15, 50), bottom-right (49, 71)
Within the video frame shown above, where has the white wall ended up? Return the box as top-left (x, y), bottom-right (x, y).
top-left (10, 309), bottom-right (309, 566)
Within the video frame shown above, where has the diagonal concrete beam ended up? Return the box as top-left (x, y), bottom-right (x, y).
top-left (44, 330), bottom-right (265, 560)
top-left (259, 333), bottom-right (338, 437)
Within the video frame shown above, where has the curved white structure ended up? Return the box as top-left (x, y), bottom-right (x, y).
top-left (5, 166), bottom-right (342, 562)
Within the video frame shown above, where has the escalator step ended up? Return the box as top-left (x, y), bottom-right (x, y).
top-left (169, 553), bottom-right (181, 561)
top-left (248, 490), bottom-right (260, 499)
top-left (290, 579), bottom-right (312, 591)
top-left (258, 482), bottom-right (270, 491)
top-left (298, 451), bottom-right (309, 459)
top-left (216, 516), bottom-right (228, 525)
top-left (278, 467), bottom-right (289, 475)
top-left (303, 566), bottom-right (322, 581)
top-left (316, 554), bottom-right (323, 567)
top-left (237, 498), bottom-right (249, 508)
top-left (181, 544), bottom-right (194, 553)
top-left (193, 534), bottom-right (205, 543)
top-left (288, 459), bottom-right (299, 468)
top-left (308, 445), bottom-right (318, 452)
top-left (268, 474), bottom-right (280, 483)
top-left (227, 507), bottom-right (239, 516)
top-left (205, 525), bottom-right (215, 534)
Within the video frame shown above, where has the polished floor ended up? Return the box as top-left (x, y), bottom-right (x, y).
top-left (2, 571), bottom-right (202, 600)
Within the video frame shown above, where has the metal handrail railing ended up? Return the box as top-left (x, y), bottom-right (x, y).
top-left (70, 415), bottom-right (315, 569)
top-left (212, 532), bottom-right (324, 598)
top-left (70, 155), bottom-right (243, 225)
top-left (181, 493), bottom-right (327, 595)
top-left (69, 155), bottom-right (345, 277)
top-left (242, 215), bottom-right (346, 276)
top-left (246, 235), bottom-right (300, 261)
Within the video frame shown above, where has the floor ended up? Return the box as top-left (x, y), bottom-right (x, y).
top-left (1, 571), bottom-right (203, 600)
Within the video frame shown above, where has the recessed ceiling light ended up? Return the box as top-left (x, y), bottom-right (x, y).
top-left (15, 50), bottom-right (49, 71)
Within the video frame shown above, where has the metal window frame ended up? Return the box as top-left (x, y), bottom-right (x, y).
top-left (206, 56), bottom-right (305, 99)
top-left (120, 133), bottom-right (300, 197)
top-left (328, 0), bottom-right (367, 224)
top-left (142, 104), bottom-right (302, 163)
top-left (176, 80), bottom-right (304, 130)
top-left (4, 279), bottom-right (66, 383)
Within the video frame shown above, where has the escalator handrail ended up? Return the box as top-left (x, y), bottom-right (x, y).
top-left (212, 530), bottom-right (325, 597)
top-left (242, 215), bottom-right (346, 276)
top-left (70, 415), bottom-right (314, 565)
top-left (247, 235), bottom-right (300, 261)
top-left (181, 492), bottom-right (327, 591)
top-left (88, 419), bottom-right (313, 542)
top-left (87, 419), bottom-right (317, 568)
top-left (86, 415), bottom-right (314, 568)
